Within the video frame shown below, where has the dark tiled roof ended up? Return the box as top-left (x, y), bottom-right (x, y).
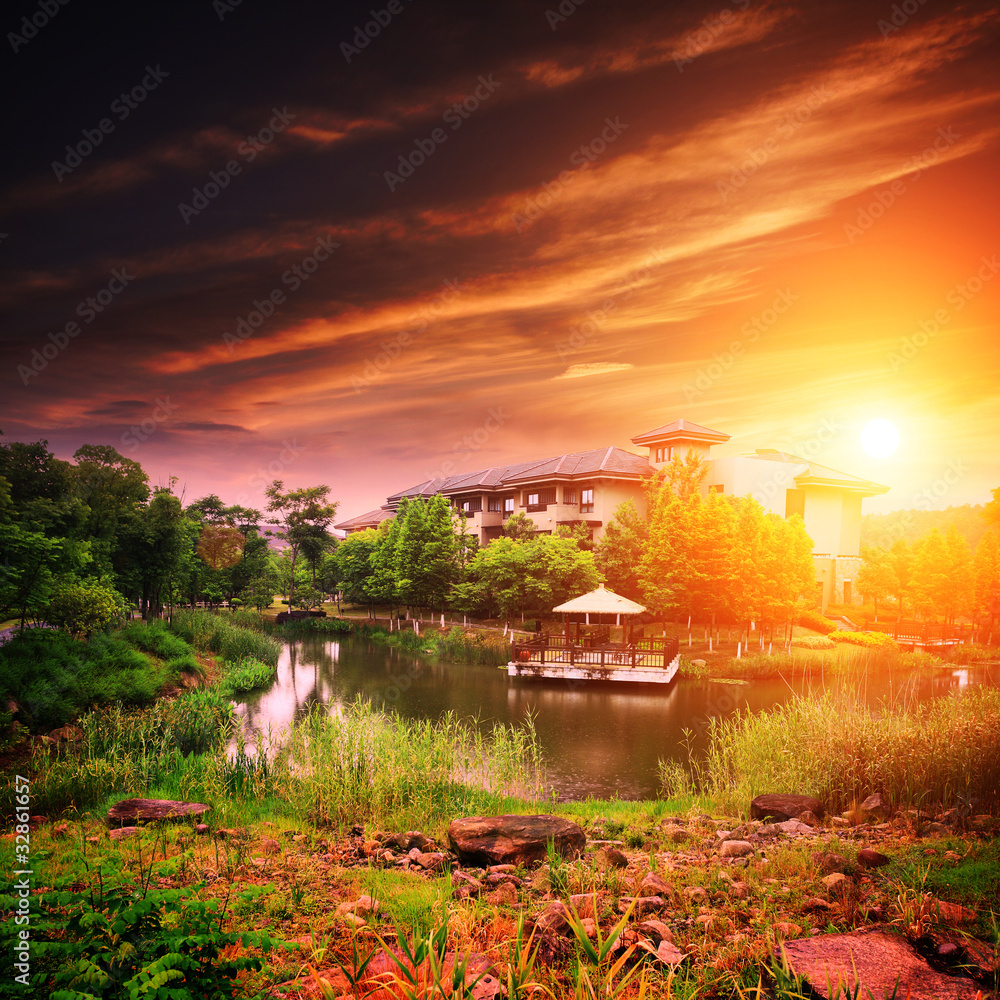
top-left (387, 446), bottom-right (650, 501)
top-left (334, 507), bottom-right (394, 530)
top-left (631, 418), bottom-right (730, 445)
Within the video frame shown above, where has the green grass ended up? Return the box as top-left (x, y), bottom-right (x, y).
top-left (170, 608), bottom-right (281, 666)
top-left (684, 684), bottom-right (1000, 816)
top-left (218, 656), bottom-right (276, 696)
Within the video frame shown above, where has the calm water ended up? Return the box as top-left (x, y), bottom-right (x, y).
top-left (233, 637), bottom-right (999, 801)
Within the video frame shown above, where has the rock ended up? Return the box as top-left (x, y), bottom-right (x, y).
top-left (775, 820), bottom-right (814, 837)
top-left (728, 881), bottom-right (749, 900)
top-left (720, 840), bottom-right (754, 859)
top-left (486, 882), bottom-right (518, 906)
top-left (797, 810), bottom-right (821, 827)
top-left (683, 886), bottom-right (708, 904)
top-left (414, 851), bottom-right (446, 872)
top-left (856, 848), bottom-right (890, 869)
top-left (568, 894), bottom-right (600, 919)
top-left (660, 824), bottom-right (690, 844)
top-left (815, 852), bottom-right (847, 875)
top-left (260, 838), bottom-right (281, 855)
top-left (597, 847), bottom-right (629, 869)
top-left (535, 901), bottom-right (573, 936)
top-left (52, 822), bottom-right (68, 838)
top-left (639, 872), bottom-right (672, 897)
top-left (923, 898), bottom-right (977, 926)
top-left (195, 823), bottom-right (210, 835)
top-left (773, 922), bottom-right (801, 938)
top-left (859, 793), bottom-right (888, 821)
top-left (109, 826), bottom-right (140, 841)
top-left (106, 798), bottom-right (210, 826)
top-left (750, 793), bottom-right (824, 822)
top-left (691, 659), bottom-right (707, 667)
top-left (452, 872), bottom-right (483, 894)
top-left (919, 822), bottom-right (950, 838)
top-left (342, 913), bottom-right (366, 928)
top-left (802, 897), bottom-right (832, 913)
top-left (822, 873), bottom-right (849, 894)
top-left (488, 864), bottom-right (517, 874)
top-left (448, 815), bottom-right (585, 867)
top-left (619, 896), bottom-right (665, 917)
top-left (780, 930), bottom-right (985, 1000)
top-left (354, 895), bottom-right (380, 917)
top-left (637, 919), bottom-right (673, 943)
top-left (649, 940), bottom-right (685, 967)
top-left (49, 724), bottom-right (84, 743)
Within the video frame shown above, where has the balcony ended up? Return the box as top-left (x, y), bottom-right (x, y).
top-left (526, 503), bottom-right (548, 512)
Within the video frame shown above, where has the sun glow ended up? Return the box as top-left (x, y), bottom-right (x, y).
top-left (860, 419), bottom-right (900, 458)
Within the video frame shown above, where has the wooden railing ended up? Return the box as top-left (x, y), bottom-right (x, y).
top-left (510, 635), bottom-right (679, 669)
top-left (867, 621), bottom-right (973, 644)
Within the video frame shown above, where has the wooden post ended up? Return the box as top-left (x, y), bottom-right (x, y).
top-left (736, 642), bottom-right (741, 659)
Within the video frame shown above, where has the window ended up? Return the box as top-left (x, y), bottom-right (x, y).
top-left (563, 488), bottom-right (577, 504)
top-left (581, 487), bottom-right (594, 513)
top-left (460, 498), bottom-right (482, 513)
top-left (504, 497), bottom-right (515, 514)
top-left (527, 492), bottom-right (539, 506)
top-left (785, 488), bottom-right (805, 519)
top-left (708, 484), bottom-right (725, 494)
top-left (488, 497), bottom-right (502, 513)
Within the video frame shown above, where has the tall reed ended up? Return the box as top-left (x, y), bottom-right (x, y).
top-left (170, 609), bottom-right (280, 666)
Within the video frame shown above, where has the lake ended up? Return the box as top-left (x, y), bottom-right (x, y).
top-left (233, 636), bottom-right (999, 801)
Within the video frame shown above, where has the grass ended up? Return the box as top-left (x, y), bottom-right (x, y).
top-left (218, 656), bottom-right (277, 696)
top-left (170, 608), bottom-right (281, 666)
top-left (679, 684), bottom-right (1000, 816)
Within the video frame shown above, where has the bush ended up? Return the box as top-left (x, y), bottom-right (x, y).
top-left (829, 630), bottom-right (899, 649)
top-left (219, 657), bottom-right (276, 697)
top-left (45, 580), bottom-right (130, 637)
top-left (797, 609), bottom-right (838, 634)
top-left (118, 619), bottom-right (191, 659)
top-left (170, 609), bottom-right (280, 666)
top-left (790, 635), bottom-right (836, 650)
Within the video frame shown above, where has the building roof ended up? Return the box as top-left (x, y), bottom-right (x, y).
top-left (552, 583), bottom-right (647, 615)
top-left (631, 418), bottom-right (731, 447)
top-left (387, 446), bottom-right (650, 503)
top-left (334, 507), bottom-right (394, 531)
top-left (751, 450), bottom-right (889, 495)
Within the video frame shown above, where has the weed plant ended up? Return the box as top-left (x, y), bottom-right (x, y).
top-left (170, 608), bottom-right (280, 666)
top-left (118, 619), bottom-right (191, 659)
top-left (218, 656), bottom-right (276, 696)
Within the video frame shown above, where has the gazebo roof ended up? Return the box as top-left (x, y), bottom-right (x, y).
top-left (552, 583), bottom-right (646, 615)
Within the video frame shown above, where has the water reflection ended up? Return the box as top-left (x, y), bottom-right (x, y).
top-left (233, 637), bottom-right (999, 801)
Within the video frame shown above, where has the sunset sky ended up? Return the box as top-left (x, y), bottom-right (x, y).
top-left (2, 0), bottom-right (998, 521)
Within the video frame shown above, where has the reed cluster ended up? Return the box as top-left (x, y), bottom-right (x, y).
top-left (170, 608), bottom-right (281, 666)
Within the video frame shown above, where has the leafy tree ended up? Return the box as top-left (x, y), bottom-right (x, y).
top-left (975, 528), bottom-right (1000, 638)
top-left (503, 511), bottom-right (536, 541)
top-left (855, 545), bottom-right (899, 620)
top-left (982, 487), bottom-right (1000, 530)
top-left (336, 529), bottom-right (380, 615)
top-left (888, 538), bottom-right (913, 617)
top-left (45, 580), bottom-right (129, 637)
top-left (911, 526), bottom-right (973, 623)
top-left (196, 524), bottom-right (245, 571)
top-left (264, 481), bottom-right (338, 611)
top-left (594, 499), bottom-right (648, 602)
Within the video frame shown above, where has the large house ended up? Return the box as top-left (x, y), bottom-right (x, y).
top-left (335, 418), bottom-right (888, 610)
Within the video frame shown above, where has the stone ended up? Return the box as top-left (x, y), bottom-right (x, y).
top-left (822, 873), bottom-right (849, 894)
top-left (802, 897), bottom-right (832, 913)
top-left (486, 881), bottom-right (518, 906)
top-left (750, 793), bottom-right (824, 822)
top-left (354, 895), bottom-right (380, 917)
top-left (535, 901), bottom-right (573, 936)
top-left (720, 840), bottom-right (754, 858)
top-left (637, 919), bottom-right (673, 943)
top-left (488, 863), bottom-right (517, 874)
top-left (109, 826), bottom-right (140, 841)
top-left (619, 895), bottom-right (665, 917)
top-left (920, 822), bottom-right (950, 837)
top-left (195, 823), bottom-right (210, 835)
top-left (684, 886), bottom-right (708, 904)
top-left (260, 838), bottom-right (281, 855)
top-left (639, 872), bottom-right (672, 897)
top-left (780, 930), bottom-right (986, 1000)
top-left (797, 810), bottom-right (821, 827)
top-left (856, 848), bottom-right (890, 869)
top-left (52, 822), bottom-right (68, 838)
top-left (568, 893), bottom-right (600, 919)
top-left (49, 724), bottom-right (84, 743)
top-left (106, 798), bottom-right (210, 826)
top-left (815, 852), bottom-right (847, 875)
top-left (452, 871), bottom-right (483, 894)
top-left (923, 898), bottom-right (977, 926)
top-left (650, 940), bottom-right (685, 967)
top-left (597, 847), bottom-right (629, 869)
top-left (448, 815), bottom-right (585, 867)
top-left (776, 820), bottom-right (814, 836)
top-left (414, 851), bottom-right (446, 872)
top-left (691, 659), bottom-right (707, 667)
top-left (859, 793), bottom-right (888, 821)
top-left (660, 824), bottom-right (690, 844)
top-left (728, 881), bottom-right (749, 900)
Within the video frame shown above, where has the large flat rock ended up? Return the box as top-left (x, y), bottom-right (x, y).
top-left (448, 814), bottom-right (586, 867)
top-left (779, 930), bottom-right (994, 1000)
top-left (750, 793), bottom-right (824, 822)
top-left (107, 798), bottom-right (210, 826)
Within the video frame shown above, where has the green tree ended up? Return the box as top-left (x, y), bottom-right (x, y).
top-left (855, 545), bottom-right (899, 620)
top-left (975, 528), bottom-right (1000, 639)
top-left (45, 579), bottom-right (129, 637)
top-left (594, 499), bottom-right (648, 602)
top-left (888, 538), bottom-right (913, 618)
top-left (264, 482), bottom-right (338, 611)
top-left (336, 529), bottom-right (380, 616)
top-left (503, 511), bottom-right (536, 541)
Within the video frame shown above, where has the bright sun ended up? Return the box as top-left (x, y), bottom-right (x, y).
top-left (860, 419), bottom-right (900, 458)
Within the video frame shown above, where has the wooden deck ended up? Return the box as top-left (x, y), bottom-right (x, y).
top-left (508, 635), bottom-right (680, 685)
top-left (866, 620), bottom-right (973, 648)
